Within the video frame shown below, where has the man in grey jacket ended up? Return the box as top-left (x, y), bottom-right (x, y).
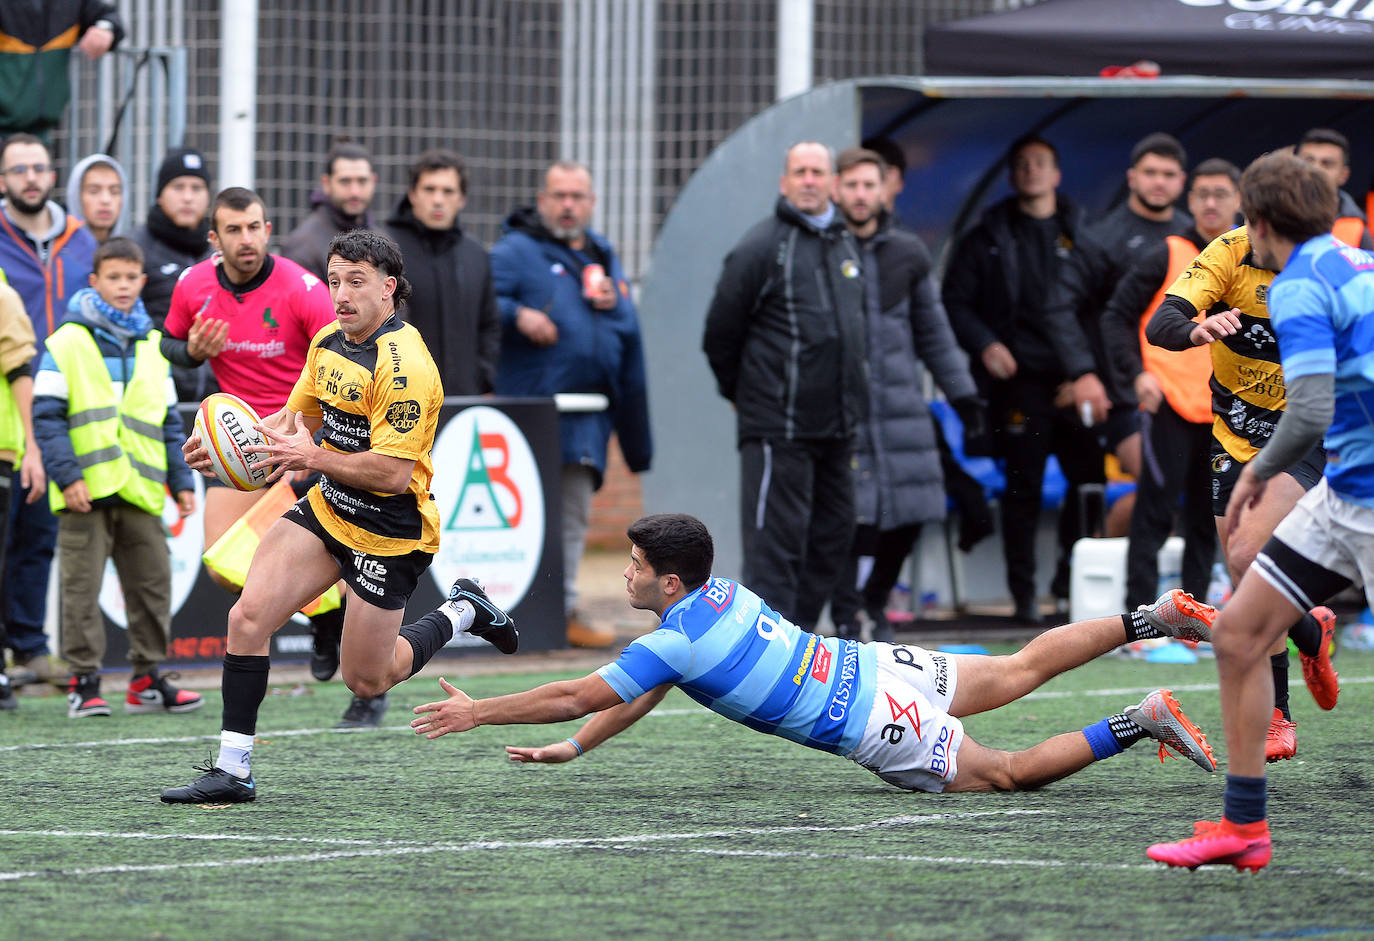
top-left (829, 147), bottom-right (981, 641)
top-left (703, 142), bottom-right (865, 629)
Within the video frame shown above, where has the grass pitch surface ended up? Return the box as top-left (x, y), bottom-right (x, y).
top-left (3, 648), bottom-right (1374, 940)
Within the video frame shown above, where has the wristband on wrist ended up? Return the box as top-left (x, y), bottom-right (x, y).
top-left (566, 737), bottom-right (584, 757)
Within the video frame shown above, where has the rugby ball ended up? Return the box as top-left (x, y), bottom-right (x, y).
top-left (193, 392), bottom-right (272, 491)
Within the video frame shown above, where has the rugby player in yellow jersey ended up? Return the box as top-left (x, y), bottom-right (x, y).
top-left (161, 230), bottom-right (517, 804)
top-left (1146, 224), bottom-right (1337, 763)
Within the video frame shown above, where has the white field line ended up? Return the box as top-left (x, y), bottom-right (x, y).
top-left (3, 675), bottom-right (1372, 755)
top-left (3, 812), bottom-right (1369, 882)
top-left (0, 811), bottom-right (1049, 882)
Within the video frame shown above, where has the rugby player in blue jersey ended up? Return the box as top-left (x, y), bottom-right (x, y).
top-left (414, 513), bottom-right (1219, 793)
top-left (1149, 152), bottom-right (1369, 872)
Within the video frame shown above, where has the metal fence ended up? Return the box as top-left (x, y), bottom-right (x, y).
top-left (51, 0), bottom-right (1031, 280)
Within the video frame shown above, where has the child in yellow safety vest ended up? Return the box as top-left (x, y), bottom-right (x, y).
top-left (31, 237), bottom-right (202, 718)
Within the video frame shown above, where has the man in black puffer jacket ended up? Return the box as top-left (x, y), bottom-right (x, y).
top-left (703, 142), bottom-right (866, 629)
top-left (383, 149), bottom-right (499, 395)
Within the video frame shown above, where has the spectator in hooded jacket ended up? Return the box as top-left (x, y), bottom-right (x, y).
top-left (383, 148), bottom-right (499, 396)
top-left (65, 153), bottom-right (125, 244)
top-left (281, 141), bottom-right (377, 281)
top-left (0, 132), bottom-right (96, 690)
top-left (492, 160), bottom-right (653, 648)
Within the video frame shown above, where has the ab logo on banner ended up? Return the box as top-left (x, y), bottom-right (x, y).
top-left (429, 406), bottom-right (544, 619)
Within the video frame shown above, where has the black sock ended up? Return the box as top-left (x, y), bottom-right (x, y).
top-left (1123, 611), bottom-right (1157, 643)
top-left (1223, 773), bottom-right (1267, 824)
top-left (221, 653), bottom-right (271, 736)
top-left (309, 602), bottom-right (345, 638)
top-left (399, 611), bottom-right (455, 678)
top-left (1109, 712), bottom-right (1147, 748)
top-left (1271, 652), bottom-right (1291, 720)
top-left (1288, 611), bottom-right (1322, 658)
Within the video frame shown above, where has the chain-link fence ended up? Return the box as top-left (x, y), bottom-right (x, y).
top-left (52, 0), bottom-right (1031, 279)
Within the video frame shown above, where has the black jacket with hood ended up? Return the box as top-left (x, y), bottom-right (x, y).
top-left (383, 194), bottom-right (500, 396)
top-left (703, 197), bottom-right (867, 443)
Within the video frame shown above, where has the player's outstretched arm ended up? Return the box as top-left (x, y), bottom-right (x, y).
top-left (506, 683), bottom-right (672, 763)
top-left (411, 672), bottom-right (625, 740)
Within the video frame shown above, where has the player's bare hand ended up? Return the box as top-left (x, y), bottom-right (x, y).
top-left (1224, 464), bottom-right (1268, 538)
top-left (411, 677), bottom-right (478, 738)
top-left (19, 445), bottom-right (45, 503)
top-left (187, 315), bottom-right (230, 360)
top-left (77, 25), bottom-right (114, 59)
top-left (505, 741), bottom-right (580, 764)
top-left (182, 431), bottom-right (216, 477)
top-left (981, 342), bottom-right (1017, 381)
top-left (1190, 308), bottom-right (1242, 346)
top-left (1134, 371), bottom-right (1164, 413)
top-left (515, 306), bottom-right (558, 347)
top-left (1072, 372), bottom-right (1110, 425)
top-left (62, 479), bottom-right (92, 513)
top-left (248, 411), bottom-right (311, 482)
top-left (175, 490), bottom-right (196, 518)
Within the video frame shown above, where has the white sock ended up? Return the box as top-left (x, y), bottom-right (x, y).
top-left (216, 730), bottom-right (255, 778)
top-left (442, 599), bottom-right (476, 633)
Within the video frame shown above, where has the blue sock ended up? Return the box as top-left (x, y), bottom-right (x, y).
top-left (1223, 774), bottom-right (1267, 824)
top-left (1081, 718), bottom-right (1123, 760)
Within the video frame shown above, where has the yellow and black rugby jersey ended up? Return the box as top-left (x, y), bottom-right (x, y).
top-left (287, 314), bottom-right (443, 556)
top-left (1165, 226), bottom-right (1282, 463)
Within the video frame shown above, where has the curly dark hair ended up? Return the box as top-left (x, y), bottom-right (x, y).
top-left (326, 229), bottom-right (412, 309)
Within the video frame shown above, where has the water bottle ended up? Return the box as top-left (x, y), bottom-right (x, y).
top-left (1205, 562), bottom-right (1232, 608)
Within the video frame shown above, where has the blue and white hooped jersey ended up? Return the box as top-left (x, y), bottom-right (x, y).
top-left (1270, 234), bottom-right (1374, 506)
top-left (597, 577), bottom-right (878, 754)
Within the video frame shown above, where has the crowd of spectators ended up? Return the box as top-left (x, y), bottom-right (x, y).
top-left (1, 11), bottom-right (1370, 737)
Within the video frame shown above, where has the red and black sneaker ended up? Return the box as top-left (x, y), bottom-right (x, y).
top-left (67, 673), bottom-right (112, 719)
top-left (126, 670), bottom-right (205, 714)
top-left (1300, 606), bottom-right (1340, 710)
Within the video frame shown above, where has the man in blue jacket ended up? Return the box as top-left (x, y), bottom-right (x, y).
top-left (0, 132), bottom-right (96, 688)
top-left (490, 161), bottom-right (652, 648)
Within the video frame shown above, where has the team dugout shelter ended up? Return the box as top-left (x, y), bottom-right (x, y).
top-left (640, 0), bottom-right (1374, 599)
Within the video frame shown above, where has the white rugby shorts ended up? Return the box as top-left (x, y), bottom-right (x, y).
top-left (844, 643), bottom-right (965, 793)
top-left (1257, 478), bottom-right (1374, 611)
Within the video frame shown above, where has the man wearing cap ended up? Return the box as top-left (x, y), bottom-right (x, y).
top-left (131, 146), bottom-right (214, 402)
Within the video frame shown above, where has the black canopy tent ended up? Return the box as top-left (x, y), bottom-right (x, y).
top-left (861, 77), bottom-right (1374, 261)
top-left (924, 0), bottom-right (1374, 81)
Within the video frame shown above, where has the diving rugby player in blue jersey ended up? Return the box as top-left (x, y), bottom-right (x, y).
top-left (413, 514), bottom-right (1217, 792)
